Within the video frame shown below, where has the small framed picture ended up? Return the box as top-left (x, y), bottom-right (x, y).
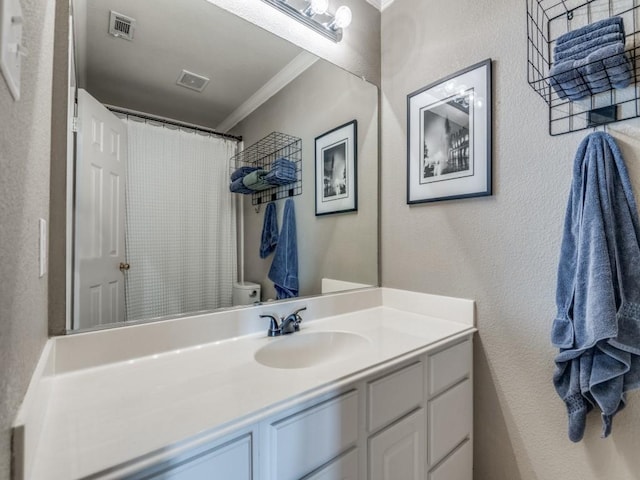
top-left (315, 120), bottom-right (358, 216)
top-left (407, 59), bottom-right (492, 204)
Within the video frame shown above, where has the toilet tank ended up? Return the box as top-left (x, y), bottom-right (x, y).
top-left (232, 282), bottom-right (261, 306)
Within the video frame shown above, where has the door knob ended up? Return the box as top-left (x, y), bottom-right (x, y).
top-left (119, 262), bottom-right (130, 271)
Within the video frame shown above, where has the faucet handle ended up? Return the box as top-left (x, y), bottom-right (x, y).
top-left (260, 314), bottom-right (281, 337)
top-left (291, 307), bottom-right (306, 331)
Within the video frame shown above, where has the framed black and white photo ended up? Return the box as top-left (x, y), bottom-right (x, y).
top-left (407, 59), bottom-right (492, 204)
top-left (315, 120), bottom-right (357, 216)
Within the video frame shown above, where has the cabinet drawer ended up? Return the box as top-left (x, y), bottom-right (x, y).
top-left (270, 390), bottom-right (358, 480)
top-left (302, 448), bottom-right (358, 480)
top-left (369, 409), bottom-right (426, 480)
top-left (429, 440), bottom-right (472, 480)
top-left (428, 379), bottom-right (472, 466)
top-left (138, 434), bottom-right (252, 480)
top-left (368, 361), bottom-right (423, 432)
top-left (428, 340), bottom-right (471, 397)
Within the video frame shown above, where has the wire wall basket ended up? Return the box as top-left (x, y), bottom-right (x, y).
top-left (230, 132), bottom-right (302, 206)
top-left (527, 0), bottom-right (640, 135)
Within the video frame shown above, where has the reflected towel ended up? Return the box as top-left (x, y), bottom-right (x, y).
top-left (268, 198), bottom-right (298, 299)
top-left (265, 158), bottom-right (297, 186)
top-left (242, 169), bottom-right (272, 191)
top-left (230, 166), bottom-right (259, 181)
top-left (552, 132), bottom-right (640, 442)
top-left (229, 177), bottom-right (254, 194)
top-left (260, 202), bottom-right (278, 259)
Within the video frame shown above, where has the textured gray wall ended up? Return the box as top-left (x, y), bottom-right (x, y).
top-left (381, 0), bottom-right (640, 479)
top-left (235, 60), bottom-right (378, 301)
top-left (0, 0), bottom-right (55, 478)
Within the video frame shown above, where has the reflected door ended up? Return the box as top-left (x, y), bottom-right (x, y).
top-left (74, 89), bottom-right (128, 329)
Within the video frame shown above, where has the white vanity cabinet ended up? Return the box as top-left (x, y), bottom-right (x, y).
top-left (129, 433), bottom-right (253, 480)
top-left (124, 337), bottom-right (473, 480)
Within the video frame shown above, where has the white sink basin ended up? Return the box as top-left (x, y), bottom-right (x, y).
top-left (254, 331), bottom-right (370, 369)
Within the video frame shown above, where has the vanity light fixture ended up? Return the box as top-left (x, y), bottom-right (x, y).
top-left (262, 0), bottom-right (352, 42)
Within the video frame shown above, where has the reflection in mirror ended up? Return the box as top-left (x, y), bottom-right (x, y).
top-left (69, 0), bottom-right (378, 331)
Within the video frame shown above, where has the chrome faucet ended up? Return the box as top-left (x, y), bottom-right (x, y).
top-left (260, 307), bottom-right (307, 337)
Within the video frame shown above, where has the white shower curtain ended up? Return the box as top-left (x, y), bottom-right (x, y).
top-left (124, 119), bottom-right (237, 321)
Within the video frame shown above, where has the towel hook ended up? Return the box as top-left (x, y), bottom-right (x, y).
top-left (255, 204), bottom-right (261, 214)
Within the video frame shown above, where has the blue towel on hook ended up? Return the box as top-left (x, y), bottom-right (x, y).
top-left (268, 198), bottom-right (298, 299)
top-left (552, 132), bottom-right (640, 442)
top-left (260, 202), bottom-right (278, 259)
top-left (555, 16), bottom-right (624, 47)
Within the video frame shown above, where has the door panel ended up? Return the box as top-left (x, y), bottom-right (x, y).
top-left (74, 89), bottom-right (127, 329)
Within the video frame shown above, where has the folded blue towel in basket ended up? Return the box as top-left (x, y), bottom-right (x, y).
top-left (549, 60), bottom-right (590, 100)
top-left (265, 158), bottom-right (297, 186)
top-left (555, 17), bottom-right (624, 47)
top-left (555, 32), bottom-right (623, 63)
top-left (554, 22), bottom-right (624, 53)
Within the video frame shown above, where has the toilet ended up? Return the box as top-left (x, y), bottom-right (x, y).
top-left (232, 281), bottom-right (261, 306)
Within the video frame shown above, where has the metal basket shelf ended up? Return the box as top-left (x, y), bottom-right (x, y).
top-left (527, 0), bottom-right (640, 135)
top-left (230, 132), bottom-right (302, 206)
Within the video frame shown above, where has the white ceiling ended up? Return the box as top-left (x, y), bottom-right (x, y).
top-left (73, 0), bottom-right (307, 129)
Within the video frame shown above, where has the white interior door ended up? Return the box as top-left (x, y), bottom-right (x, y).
top-left (74, 89), bottom-right (128, 329)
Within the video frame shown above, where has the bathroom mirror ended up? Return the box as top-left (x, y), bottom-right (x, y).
top-left (69, 0), bottom-right (378, 331)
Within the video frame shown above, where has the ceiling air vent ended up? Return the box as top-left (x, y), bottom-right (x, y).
top-left (109, 11), bottom-right (135, 40)
top-left (176, 70), bottom-right (210, 92)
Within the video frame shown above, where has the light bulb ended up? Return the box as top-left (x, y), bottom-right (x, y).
top-left (333, 6), bottom-right (352, 29)
top-left (307, 0), bottom-right (328, 15)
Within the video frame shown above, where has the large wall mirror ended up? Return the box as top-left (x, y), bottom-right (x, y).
top-left (68, 0), bottom-right (378, 332)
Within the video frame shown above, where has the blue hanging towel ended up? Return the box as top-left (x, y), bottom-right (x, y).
top-left (552, 132), bottom-right (640, 442)
top-left (260, 202), bottom-right (278, 259)
top-left (268, 198), bottom-right (298, 299)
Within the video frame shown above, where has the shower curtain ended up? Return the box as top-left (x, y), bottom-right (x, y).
top-left (124, 119), bottom-right (238, 321)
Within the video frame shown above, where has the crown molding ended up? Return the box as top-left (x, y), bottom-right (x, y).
top-left (216, 51), bottom-right (318, 133)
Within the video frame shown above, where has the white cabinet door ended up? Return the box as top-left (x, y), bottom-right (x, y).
top-left (369, 409), bottom-right (426, 480)
top-left (143, 434), bottom-right (251, 480)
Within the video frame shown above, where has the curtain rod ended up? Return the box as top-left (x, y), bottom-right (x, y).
top-left (105, 104), bottom-right (242, 142)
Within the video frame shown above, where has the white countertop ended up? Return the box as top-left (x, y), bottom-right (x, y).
top-left (18, 289), bottom-right (475, 479)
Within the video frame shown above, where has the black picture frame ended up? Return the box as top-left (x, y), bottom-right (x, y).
top-left (407, 59), bottom-right (492, 204)
top-left (315, 120), bottom-right (358, 216)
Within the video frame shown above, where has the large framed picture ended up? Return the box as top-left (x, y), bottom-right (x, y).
top-left (407, 59), bottom-right (492, 204)
top-left (315, 120), bottom-right (357, 216)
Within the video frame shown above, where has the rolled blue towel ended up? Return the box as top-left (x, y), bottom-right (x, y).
top-left (555, 34), bottom-right (623, 63)
top-left (229, 177), bottom-right (254, 194)
top-left (230, 166), bottom-right (259, 181)
top-left (549, 60), bottom-right (589, 100)
top-left (555, 16), bottom-right (624, 47)
top-left (242, 169), bottom-right (272, 191)
top-left (579, 43), bottom-right (633, 92)
top-left (554, 23), bottom-right (624, 53)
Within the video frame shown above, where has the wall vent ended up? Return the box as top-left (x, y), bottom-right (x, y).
top-left (109, 11), bottom-right (135, 40)
top-left (176, 70), bottom-right (210, 92)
